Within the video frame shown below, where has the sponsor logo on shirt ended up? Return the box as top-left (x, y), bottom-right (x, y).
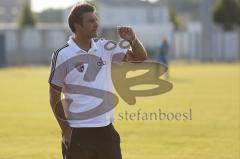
top-left (76, 62), bottom-right (85, 72)
top-left (97, 58), bottom-right (106, 67)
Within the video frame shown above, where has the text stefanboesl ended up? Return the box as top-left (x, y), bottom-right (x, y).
top-left (118, 108), bottom-right (192, 121)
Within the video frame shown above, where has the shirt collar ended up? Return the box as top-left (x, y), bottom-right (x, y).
top-left (67, 36), bottom-right (97, 53)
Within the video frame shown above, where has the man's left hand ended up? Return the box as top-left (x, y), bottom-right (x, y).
top-left (117, 26), bottom-right (136, 42)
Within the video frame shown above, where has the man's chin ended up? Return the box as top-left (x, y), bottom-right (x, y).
top-left (91, 33), bottom-right (98, 38)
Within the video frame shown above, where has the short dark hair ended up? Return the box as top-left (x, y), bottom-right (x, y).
top-left (68, 3), bottom-right (96, 33)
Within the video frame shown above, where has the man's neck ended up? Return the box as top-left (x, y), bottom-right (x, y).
top-left (73, 35), bottom-right (91, 52)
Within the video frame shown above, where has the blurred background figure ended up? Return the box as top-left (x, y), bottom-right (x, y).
top-left (159, 37), bottom-right (170, 65)
top-left (158, 37), bottom-right (170, 78)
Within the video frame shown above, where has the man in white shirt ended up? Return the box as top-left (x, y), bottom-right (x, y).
top-left (49, 2), bottom-right (147, 159)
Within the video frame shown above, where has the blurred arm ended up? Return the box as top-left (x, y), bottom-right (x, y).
top-left (49, 84), bottom-right (72, 137)
top-left (125, 37), bottom-right (148, 62)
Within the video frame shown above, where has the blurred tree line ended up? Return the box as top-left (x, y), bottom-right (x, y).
top-left (18, 0), bottom-right (36, 27)
top-left (18, 0), bottom-right (240, 32)
top-left (162, 0), bottom-right (200, 21)
top-left (213, 0), bottom-right (240, 30)
top-left (166, 0), bottom-right (240, 31)
top-left (18, 0), bottom-right (64, 27)
top-left (36, 9), bottom-right (64, 23)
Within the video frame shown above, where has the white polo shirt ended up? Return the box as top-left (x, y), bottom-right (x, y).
top-left (49, 37), bottom-right (129, 128)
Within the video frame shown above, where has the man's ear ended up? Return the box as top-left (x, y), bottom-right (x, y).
top-left (74, 23), bottom-right (82, 32)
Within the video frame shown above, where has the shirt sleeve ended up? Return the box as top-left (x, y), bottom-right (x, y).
top-left (48, 52), bottom-right (67, 87)
top-left (110, 40), bottom-right (130, 62)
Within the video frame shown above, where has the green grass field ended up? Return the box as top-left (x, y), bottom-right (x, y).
top-left (0, 62), bottom-right (239, 159)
